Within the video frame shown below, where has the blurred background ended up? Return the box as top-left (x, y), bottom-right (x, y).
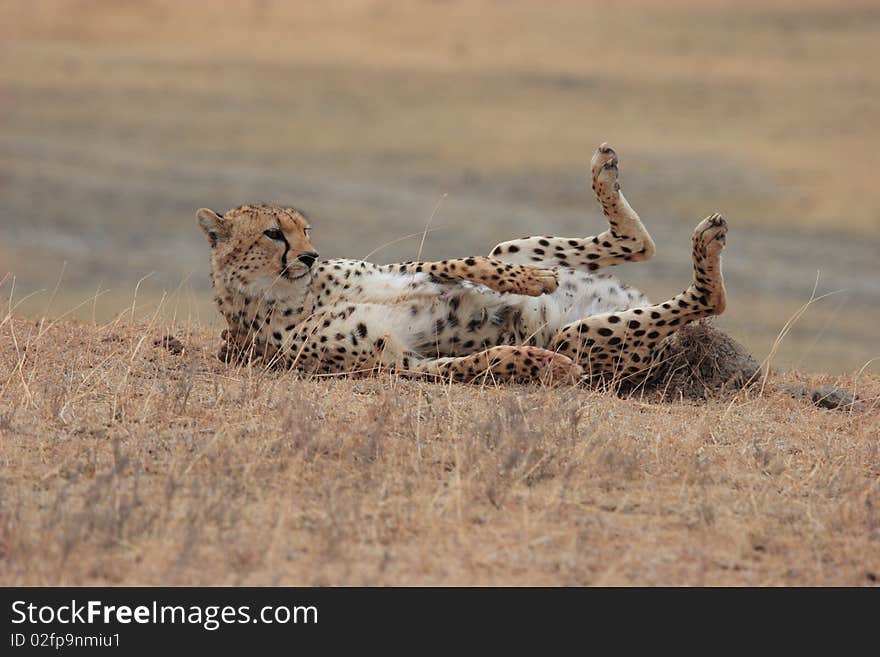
top-left (1, 0), bottom-right (877, 372)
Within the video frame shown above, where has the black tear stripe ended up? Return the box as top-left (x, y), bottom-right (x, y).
top-left (278, 232), bottom-right (292, 274)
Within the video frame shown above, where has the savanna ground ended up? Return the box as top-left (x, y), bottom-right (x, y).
top-left (1, 313), bottom-right (878, 586)
top-left (1, 0), bottom-right (879, 370)
top-left (1, 1), bottom-right (879, 585)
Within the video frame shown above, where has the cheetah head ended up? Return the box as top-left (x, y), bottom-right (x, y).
top-left (197, 203), bottom-right (319, 300)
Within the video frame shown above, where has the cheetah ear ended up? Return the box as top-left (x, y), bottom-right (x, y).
top-left (196, 208), bottom-right (229, 247)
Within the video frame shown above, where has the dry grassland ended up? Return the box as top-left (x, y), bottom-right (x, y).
top-left (1, 0), bottom-right (879, 372)
top-left (1, 310), bottom-right (877, 586)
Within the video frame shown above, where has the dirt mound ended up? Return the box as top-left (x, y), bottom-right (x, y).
top-left (642, 319), bottom-right (762, 400)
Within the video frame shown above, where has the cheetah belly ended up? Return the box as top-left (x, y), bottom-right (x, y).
top-left (399, 269), bottom-right (651, 358)
top-left (516, 269), bottom-right (652, 343)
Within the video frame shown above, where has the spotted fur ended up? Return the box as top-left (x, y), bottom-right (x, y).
top-left (199, 144), bottom-right (728, 385)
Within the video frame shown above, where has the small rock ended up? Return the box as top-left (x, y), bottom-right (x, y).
top-left (154, 335), bottom-right (185, 355)
top-left (783, 383), bottom-right (808, 399)
top-left (784, 383), bottom-right (866, 412)
top-left (810, 385), bottom-right (866, 412)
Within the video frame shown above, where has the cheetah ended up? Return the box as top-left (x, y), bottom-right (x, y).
top-left (197, 144), bottom-right (728, 386)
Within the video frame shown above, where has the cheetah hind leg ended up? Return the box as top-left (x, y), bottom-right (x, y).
top-left (550, 213), bottom-right (729, 385)
top-left (589, 143), bottom-right (655, 260)
top-left (490, 143), bottom-right (655, 272)
top-left (408, 346), bottom-right (583, 385)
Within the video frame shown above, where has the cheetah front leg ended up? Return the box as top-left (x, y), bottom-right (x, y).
top-left (283, 319), bottom-right (581, 384)
top-left (408, 346), bottom-right (583, 385)
top-left (490, 143), bottom-right (655, 272)
top-left (391, 257), bottom-right (558, 296)
top-left (550, 213), bottom-right (728, 382)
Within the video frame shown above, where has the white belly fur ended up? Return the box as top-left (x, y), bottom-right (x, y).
top-left (370, 268), bottom-right (651, 354)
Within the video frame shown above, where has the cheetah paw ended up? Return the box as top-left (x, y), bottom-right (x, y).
top-left (692, 212), bottom-right (728, 256)
top-left (530, 348), bottom-right (584, 385)
top-left (591, 142), bottom-right (621, 201)
top-left (507, 266), bottom-right (558, 296)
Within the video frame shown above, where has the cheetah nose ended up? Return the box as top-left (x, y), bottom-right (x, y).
top-left (297, 252), bottom-right (319, 268)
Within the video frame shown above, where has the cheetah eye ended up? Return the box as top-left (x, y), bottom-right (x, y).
top-left (263, 229), bottom-right (285, 241)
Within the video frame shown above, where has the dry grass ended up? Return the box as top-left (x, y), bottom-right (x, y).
top-left (1, 310), bottom-right (878, 586)
top-left (2, 0), bottom-right (880, 372)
